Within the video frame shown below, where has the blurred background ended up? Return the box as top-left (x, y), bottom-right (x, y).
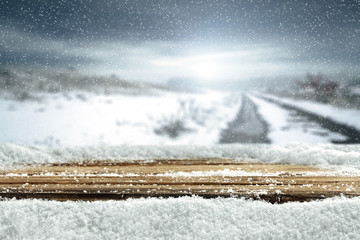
top-left (0, 0), bottom-right (359, 146)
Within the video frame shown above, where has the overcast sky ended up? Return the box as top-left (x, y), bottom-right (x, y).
top-left (0, 0), bottom-right (359, 84)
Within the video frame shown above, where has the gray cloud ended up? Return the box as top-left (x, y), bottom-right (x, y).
top-left (0, 0), bottom-right (359, 83)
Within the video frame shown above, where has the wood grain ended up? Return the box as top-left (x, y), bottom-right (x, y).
top-left (0, 159), bottom-right (359, 203)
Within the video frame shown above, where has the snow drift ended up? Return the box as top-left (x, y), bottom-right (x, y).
top-left (0, 197), bottom-right (359, 240)
top-left (1, 144), bottom-right (360, 169)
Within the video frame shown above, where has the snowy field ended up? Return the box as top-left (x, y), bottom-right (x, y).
top-left (2, 88), bottom-right (359, 146)
top-left (0, 90), bottom-right (240, 146)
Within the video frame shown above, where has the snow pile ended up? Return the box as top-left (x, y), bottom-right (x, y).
top-left (1, 144), bottom-right (360, 169)
top-left (0, 197), bottom-right (359, 240)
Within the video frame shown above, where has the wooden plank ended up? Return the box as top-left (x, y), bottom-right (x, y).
top-left (0, 159), bottom-right (359, 203)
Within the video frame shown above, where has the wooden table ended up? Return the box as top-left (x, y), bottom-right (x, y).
top-left (0, 159), bottom-right (359, 203)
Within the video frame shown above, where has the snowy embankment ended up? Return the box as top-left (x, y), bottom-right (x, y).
top-left (257, 92), bottom-right (360, 131)
top-left (1, 197), bottom-right (359, 240)
top-left (0, 90), bottom-right (240, 146)
top-left (1, 144), bottom-right (360, 170)
top-left (248, 94), bottom-right (346, 144)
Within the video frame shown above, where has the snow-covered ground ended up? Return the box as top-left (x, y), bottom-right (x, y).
top-left (249, 94), bottom-right (347, 144)
top-left (0, 90), bottom-right (240, 146)
top-left (2, 88), bottom-right (359, 146)
top-left (258, 92), bottom-right (360, 131)
top-left (1, 197), bottom-right (359, 240)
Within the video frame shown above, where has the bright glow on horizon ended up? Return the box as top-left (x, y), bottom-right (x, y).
top-left (192, 59), bottom-right (221, 80)
top-left (81, 41), bottom-right (355, 84)
top-left (150, 50), bottom-right (252, 82)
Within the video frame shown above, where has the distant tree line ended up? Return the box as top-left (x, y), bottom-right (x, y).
top-left (0, 67), bottom-right (164, 101)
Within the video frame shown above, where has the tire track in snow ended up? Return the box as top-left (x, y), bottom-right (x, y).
top-left (219, 95), bottom-right (270, 144)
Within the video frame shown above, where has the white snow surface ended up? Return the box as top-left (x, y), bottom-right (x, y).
top-left (158, 169), bottom-right (280, 177)
top-left (258, 92), bottom-right (360, 131)
top-left (0, 197), bottom-right (359, 240)
top-left (1, 144), bottom-right (360, 170)
top-left (249, 94), bottom-right (346, 144)
top-left (0, 90), bottom-right (240, 146)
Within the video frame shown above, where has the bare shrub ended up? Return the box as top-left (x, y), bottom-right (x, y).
top-left (154, 118), bottom-right (191, 138)
top-left (299, 73), bottom-right (339, 103)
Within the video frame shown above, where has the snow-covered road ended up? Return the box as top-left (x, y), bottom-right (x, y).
top-left (219, 93), bottom-right (351, 144)
top-left (220, 95), bottom-right (270, 143)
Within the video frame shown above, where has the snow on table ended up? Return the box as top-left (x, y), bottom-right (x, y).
top-left (1, 159), bottom-right (360, 203)
top-left (1, 144), bottom-right (360, 170)
top-left (0, 144), bottom-right (359, 239)
top-left (0, 197), bottom-right (360, 240)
